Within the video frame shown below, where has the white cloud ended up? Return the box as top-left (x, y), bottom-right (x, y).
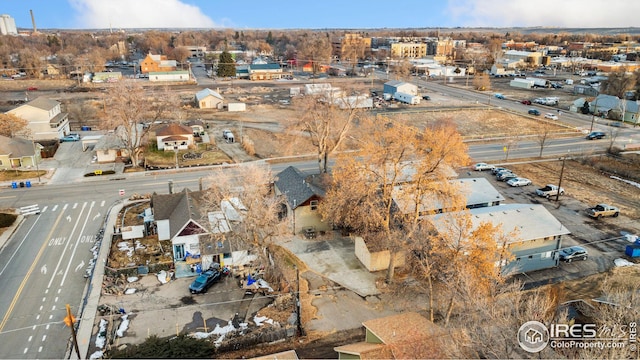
top-left (68, 0), bottom-right (218, 29)
top-left (446, 0), bottom-right (640, 28)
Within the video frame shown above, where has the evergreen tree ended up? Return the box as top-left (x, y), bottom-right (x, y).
top-left (581, 99), bottom-right (591, 114)
top-left (266, 31), bottom-right (274, 45)
top-left (217, 50), bottom-right (236, 77)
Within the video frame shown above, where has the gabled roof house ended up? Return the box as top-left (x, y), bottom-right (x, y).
top-left (6, 97), bottom-right (70, 141)
top-left (274, 166), bottom-right (330, 235)
top-left (155, 123), bottom-right (194, 151)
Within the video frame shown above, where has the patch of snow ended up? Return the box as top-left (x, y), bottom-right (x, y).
top-left (256, 279), bottom-right (274, 292)
top-left (127, 276), bottom-right (138, 283)
top-left (254, 315), bottom-right (270, 326)
top-left (124, 288), bottom-right (137, 295)
top-left (89, 350), bottom-right (104, 360)
top-left (157, 270), bottom-right (169, 284)
top-left (610, 175), bottom-right (640, 189)
top-left (116, 314), bottom-right (129, 337)
top-left (95, 319), bottom-right (107, 349)
top-left (614, 258), bottom-right (635, 267)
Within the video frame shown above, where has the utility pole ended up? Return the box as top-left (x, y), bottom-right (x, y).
top-left (64, 304), bottom-right (81, 359)
top-left (590, 97), bottom-right (599, 133)
top-left (295, 265), bottom-right (305, 337)
top-left (556, 153), bottom-right (569, 202)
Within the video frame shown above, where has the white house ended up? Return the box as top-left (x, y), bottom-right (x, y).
top-left (155, 123), bottom-right (195, 151)
top-left (6, 97), bottom-right (70, 141)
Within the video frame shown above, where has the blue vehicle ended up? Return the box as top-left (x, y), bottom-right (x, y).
top-left (189, 269), bottom-right (222, 294)
top-left (60, 133), bottom-right (80, 142)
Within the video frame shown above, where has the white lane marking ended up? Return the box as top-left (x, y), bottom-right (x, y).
top-left (41, 205), bottom-right (48, 212)
top-left (40, 265), bottom-right (47, 274)
top-left (28, 336), bottom-right (32, 342)
top-left (36, 314), bottom-right (40, 320)
top-left (51, 305), bottom-right (56, 311)
top-left (100, 200), bottom-right (105, 207)
top-left (52, 205), bottom-right (58, 212)
top-left (38, 346), bottom-right (42, 352)
top-left (73, 203), bottom-right (78, 209)
top-left (54, 296), bottom-right (58, 302)
top-left (63, 204), bottom-right (68, 210)
top-left (23, 348), bottom-right (27, 354)
top-left (42, 335), bottom-right (46, 342)
top-left (0, 216), bottom-right (43, 278)
top-left (47, 202), bottom-right (87, 289)
top-left (60, 201), bottom-right (95, 287)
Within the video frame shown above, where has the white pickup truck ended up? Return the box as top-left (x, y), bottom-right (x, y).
top-left (586, 204), bottom-right (620, 218)
top-left (535, 184), bottom-right (565, 198)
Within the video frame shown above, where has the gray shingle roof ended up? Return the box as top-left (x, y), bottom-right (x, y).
top-left (274, 166), bottom-right (325, 209)
top-left (0, 135), bottom-right (36, 157)
top-left (26, 97), bottom-right (60, 111)
top-left (151, 189), bottom-right (209, 239)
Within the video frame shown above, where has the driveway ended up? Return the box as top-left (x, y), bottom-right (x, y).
top-left (41, 136), bottom-right (123, 184)
top-left (276, 235), bottom-right (380, 297)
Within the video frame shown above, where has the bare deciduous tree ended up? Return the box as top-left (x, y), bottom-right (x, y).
top-left (321, 117), bottom-right (469, 283)
top-left (296, 33), bottom-right (331, 75)
top-left (202, 163), bottom-right (287, 263)
top-left (0, 113), bottom-right (29, 138)
top-left (290, 91), bottom-right (364, 173)
top-left (103, 80), bottom-right (174, 167)
top-left (534, 120), bottom-right (555, 157)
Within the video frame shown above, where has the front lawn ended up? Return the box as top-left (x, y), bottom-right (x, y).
top-left (144, 143), bottom-right (232, 168)
top-left (0, 170), bottom-right (47, 182)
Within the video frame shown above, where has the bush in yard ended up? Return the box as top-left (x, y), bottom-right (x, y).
top-left (0, 213), bottom-right (17, 228)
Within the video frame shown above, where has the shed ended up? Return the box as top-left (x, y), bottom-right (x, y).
top-left (383, 80), bottom-right (418, 97)
top-left (195, 88), bottom-right (224, 109)
top-left (149, 71), bottom-right (191, 82)
top-left (228, 102), bottom-right (247, 112)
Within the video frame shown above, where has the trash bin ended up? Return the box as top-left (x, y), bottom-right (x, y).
top-left (11, 182), bottom-right (17, 189)
top-left (25, 181), bottom-right (31, 188)
top-left (19, 182), bottom-right (25, 188)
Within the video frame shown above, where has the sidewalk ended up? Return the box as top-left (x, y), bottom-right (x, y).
top-left (70, 200), bottom-right (124, 360)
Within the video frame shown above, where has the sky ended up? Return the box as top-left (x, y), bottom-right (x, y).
top-left (2, 0), bottom-right (639, 30)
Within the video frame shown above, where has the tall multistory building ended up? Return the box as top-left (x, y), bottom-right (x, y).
top-left (0, 14), bottom-right (18, 35)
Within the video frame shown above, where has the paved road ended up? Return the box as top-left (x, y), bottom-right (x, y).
top-left (0, 199), bottom-right (106, 358)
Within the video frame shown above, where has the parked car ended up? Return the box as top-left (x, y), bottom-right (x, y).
top-left (27, 86), bottom-right (38, 91)
top-left (422, 95), bottom-right (431, 100)
top-left (506, 177), bottom-right (532, 187)
top-left (492, 167), bottom-right (510, 175)
top-left (521, 100), bottom-right (531, 105)
top-left (528, 109), bottom-right (540, 116)
top-left (494, 93), bottom-right (505, 100)
top-left (189, 269), bottom-right (222, 294)
top-left (544, 113), bottom-right (559, 120)
top-left (473, 163), bottom-right (495, 171)
top-left (494, 168), bottom-right (513, 177)
top-left (60, 133), bottom-right (80, 142)
top-left (497, 172), bottom-right (518, 182)
top-left (559, 246), bottom-right (588, 263)
top-left (586, 131), bottom-right (605, 140)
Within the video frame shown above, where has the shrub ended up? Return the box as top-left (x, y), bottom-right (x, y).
top-left (242, 136), bottom-right (255, 156)
top-left (0, 213), bottom-right (17, 228)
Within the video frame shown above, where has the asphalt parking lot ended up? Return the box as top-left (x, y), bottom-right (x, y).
top-left (459, 168), bottom-right (640, 288)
